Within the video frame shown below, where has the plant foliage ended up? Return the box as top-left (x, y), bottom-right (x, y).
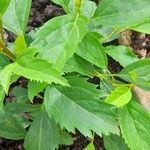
top-left (0, 0), bottom-right (150, 149)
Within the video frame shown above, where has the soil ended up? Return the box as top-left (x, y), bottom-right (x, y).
top-left (1, 0), bottom-right (150, 150)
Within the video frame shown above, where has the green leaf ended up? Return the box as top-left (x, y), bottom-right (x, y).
top-left (14, 34), bottom-right (27, 56)
top-left (45, 78), bottom-right (119, 137)
top-left (106, 87), bottom-right (132, 107)
top-left (31, 14), bottom-right (87, 71)
top-left (103, 134), bottom-right (129, 150)
top-left (51, 0), bottom-right (70, 13)
top-left (0, 111), bottom-right (26, 140)
top-left (0, 63), bottom-right (15, 93)
top-left (64, 54), bottom-right (97, 77)
top-left (3, 0), bottom-right (32, 35)
top-left (118, 101), bottom-right (150, 150)
top-left (106, 46), bottom-right (139, 67)
top-left (0, 86), bottom-right (5, 110)
top-left (132, 21), bottom-right (150, 34)
top-left (11, 86), bottom-right (29, 103)
top-left (0, 0), bottom-right (10, 16)
top-left (0, 53), bottom-right (10, 69)
top-left (28, 81), bottom-right (47, 102)
top-left (84, 142), bottom-right (95, 150)
top-left (5, 103), bottom-right (41, 114)
top-left (13, 59), bottom-right (69, 86)
top-left (76, 33), bottom-right (107, 69)
top-left (24, 111), bottom-right (60, 150)
top-left (93, 0), bottom-right (150, 28)
top-left (118, 59), bottom-right (150, 90)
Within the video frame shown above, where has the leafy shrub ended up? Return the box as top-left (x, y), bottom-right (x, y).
top-left (0, 0), bottom-right (150, 149)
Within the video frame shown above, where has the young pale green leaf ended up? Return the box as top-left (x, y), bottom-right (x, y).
top-left (3, 0), bottom-right (32, 35)
top-left (51, 0), bottom-right (70, 13)
top-left (131, 21), bottom-right (150, 34)
top-left (118, 101), bottom-right (150, 150)
top-left (103, 134), bottom-right (129, 150)
top-left (106, 87), bottom-right (132, 107)
top-left (14, 34), bottom-right (27, 56)
top-left (84, 142), bottom-right (95, 150)
top-left (76, 33), bottom-right (107, 69)
top-left (106, 46), bottom-right (139, 67)
top-left (11, 86), bottom-right (28, 103)
top-left (118, 59), bottom-right (150, 90)
top-left (31, 14), bottom-right (87, 71)
top-left (0, 0), bottom-right (10, 16)
top-left (13, 59), bottom-right (69, 87)
top-left (0, 63), bottom-right (16, 94)
top-left (28, 81), bottom-right (47, 102)
top-left (93, 0), bottom-right (150, 28)
top-left (24, 111), bottom-right (60, 150)
top-left (0, 111), bottom-right (26, 140)
top-left (0, 86), bottom-right (5, 110)
top-left (45, 78), bottom-right (119, 137)
top-left (64, 54), bottom-right (97, 77)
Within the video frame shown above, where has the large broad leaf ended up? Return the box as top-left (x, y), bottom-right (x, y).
top-left (31, 14), bottom-right (87, 71)
top-left (106, 46), bottom-right (139, 67)
top-left (13, 59), bottom-right (69, 86)
top-left (0, 111), bottom-right (26, 140)
top-left (84, 142), bottom-right (95, 150)
top-left (0, 0), bottom-right (10, 16)
top-left (105, 87), bottom-right (132, 107)
top-left (3, 0), bottom-right (32, 35)
top-left (24, 111), bottom-right (60, 150)
top-left (118, 101), bottom-right (150, 150)
top-left (103, 134), bottom-right (129, 150)
top-left (76, 33), bottom-right (107, 69)
top-left (64, 54), bottom-right (97, 77)
top-left (45, 78), bottom-right (119, 137)
top-left (118, 59), bottom-right (150, 90)
top-left (93, 0), bottom-right (150, 28)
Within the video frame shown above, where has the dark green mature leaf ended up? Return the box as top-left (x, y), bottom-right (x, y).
top-left (118, 59), bottom-right (150, 90)
top-left (0, 54), bottom-right (10, 69)
top-left (0, 0), bottom-right (10, 15)
top-left (13, 59), bottom-right (69, 86)
top-left (118, 101), bottom-right (150, 150)
top-left (76, 33), bottom-right (107, 69)
top-left (31, 14), bottom-right (87, 71)
top-left (24, 111), bottom-right (60, 150)
top-left (3, 0), bottom-right (32, 35)
top-left (12, 86), bottom-right (28, 103)
top-left (103, 134), bottom-right (129, 150)
top-left (0, 111), bottom-right (26, 140)
top-left (64, 54), bottom-right (97, 77)
top-left (45, 78), bottom-right (119, 137)
top-left (5, 103), bottom-right (41, 114)
top-left (106, 46), bottom-right (139, 67)
top-left (106, 87), bottom-right (132, 107)
top-left (93, 0), bottom-right (150, 28)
